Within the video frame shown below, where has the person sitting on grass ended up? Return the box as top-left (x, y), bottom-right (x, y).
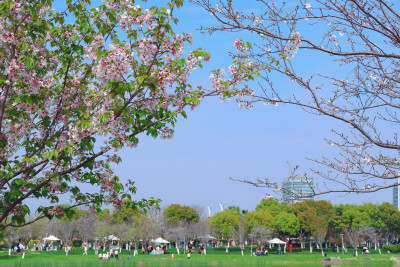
top-left (106, 252), bottom-right (110, 259)
top-left (362, 248), bottom-right (371, 254)
top-left (98, 253), bottom-right (102, 260)
top-left (115, 250), bottom-right (119, 260)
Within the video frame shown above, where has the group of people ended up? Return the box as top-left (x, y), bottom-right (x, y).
top-left (98, 249), bottom-right (119, 260)
top-left (9, 243), bottom-right (25, 254)
top-left (144, 244), bottom-right (167, 255)
top-left (255, 247), bottom-right (268, 256)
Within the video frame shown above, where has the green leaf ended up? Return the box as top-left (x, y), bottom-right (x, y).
top-left (71, 187), bottom-right (80, 195)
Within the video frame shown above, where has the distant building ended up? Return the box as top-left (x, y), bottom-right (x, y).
top-left (282, 175), bottom-right (314, 203)
top-left (393, 178), bottom-right (400, 210)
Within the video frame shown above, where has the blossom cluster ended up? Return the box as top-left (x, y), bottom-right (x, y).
top-left (48, 206), bottom-right (63, 216)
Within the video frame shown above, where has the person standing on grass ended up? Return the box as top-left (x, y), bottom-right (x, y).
top-left (187, 252), bottom-right (190, 260)
top-left (171, 253), bottom-right (174, 261)
top-left (115, 249), bottom-right (119, 260)
top-left (83, 245), bottom-right (88, 255)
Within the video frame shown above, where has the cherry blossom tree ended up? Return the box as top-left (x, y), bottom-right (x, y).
top-left (345, 227), bottom-right (363, 257)
top-left (360, 224), bottom-right (381, 253)
top-left (165, 225), bottom-right (186, 254)
top-left (75, 211), bottom-right (97, 244)
top-left (194, 218), bottom-right (211, 254)
top-left (126, 213), bottom-right (148, 256)
top-left (192, 0), bottom-right (400, 198)
top-left (314, 227), bottom-right (327, 256)
top-left (232, 217), bottom-right (246, 256)
top-left (0, 0), bottom-right (215, 229)
top-left (250, 226), bottom-right (273, 247)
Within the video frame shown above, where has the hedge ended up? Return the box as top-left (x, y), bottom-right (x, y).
top-left (382, 244), bottom-right (400, 253)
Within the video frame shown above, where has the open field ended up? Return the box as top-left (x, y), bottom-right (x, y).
top-left (0, 247), bottom-right (399, 266)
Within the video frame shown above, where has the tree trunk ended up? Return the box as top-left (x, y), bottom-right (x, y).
top-left (204, 247), bottom-right (207, 255)
top-left (226, 241), bottom-right (229, 253)
top-left (176, 242), bottom-right (180, 255)
top-left (299, 229), bottom-right (304, 249)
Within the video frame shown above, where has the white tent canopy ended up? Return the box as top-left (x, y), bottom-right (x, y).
top-left (198, 234), bottom-right (216, 240)
top-left (151, 237), bottom-right (170, 244)
top-left (105, 235), bottom-right (120, 241)
top-left (43, 235), bottom-right (60, 241)
top-left (267, 238), bottom-right (286, 244)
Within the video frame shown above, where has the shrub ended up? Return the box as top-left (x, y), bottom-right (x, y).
top-left (72, 240), bottom-right (82, 247)
top-left (382, 244), bottom-right (400, 253)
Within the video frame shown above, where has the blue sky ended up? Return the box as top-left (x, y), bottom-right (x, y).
top-left (52, 0), bottom-right (392, 214)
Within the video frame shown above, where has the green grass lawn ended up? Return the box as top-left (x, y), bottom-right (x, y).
top-left (0, 246), bottom-right (398, 266)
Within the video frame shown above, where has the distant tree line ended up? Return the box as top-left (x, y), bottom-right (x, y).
top-left (210, 199), bottom-right (400, 256)
top-left (3, 199), bottom-right (400, 257)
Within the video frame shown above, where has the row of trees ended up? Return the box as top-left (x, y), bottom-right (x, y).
top-left (3, 202), bottom-right (211, 255)
top-left (209, 199), bottom-right (400, 256)
top-left (5, 199), bottom-right (400, 257)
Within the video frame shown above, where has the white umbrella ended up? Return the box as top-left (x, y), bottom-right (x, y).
top-left (43, 235), bottom-right (60, 241)
top-left (267, 238), bottom-right (286, 244)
